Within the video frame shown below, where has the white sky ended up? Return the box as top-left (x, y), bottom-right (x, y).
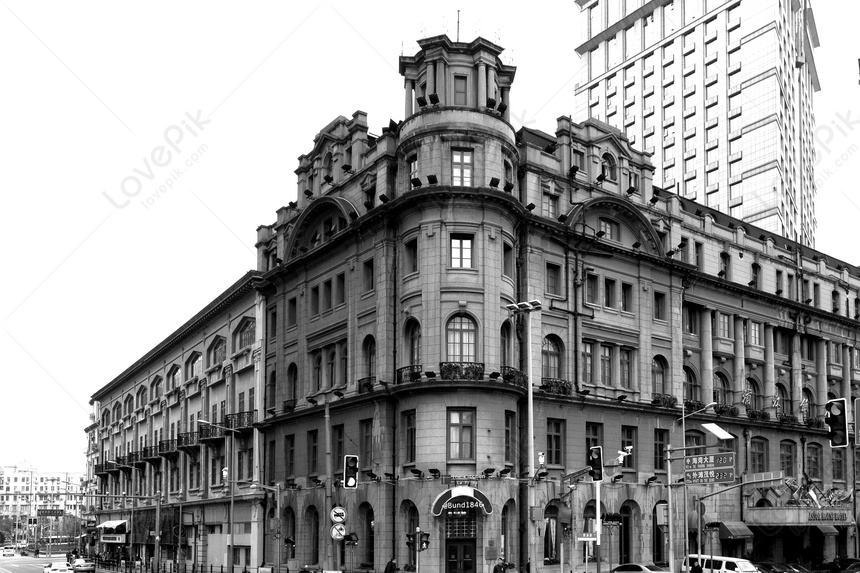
top-left (1, 2), bottom-right (857, 473)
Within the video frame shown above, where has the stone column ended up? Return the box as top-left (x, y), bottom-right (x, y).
top-left (700, 308), bottom-right (714, 402)
top-left (764, 324), bottom-right (776, 406)
top-left (791, 333), bottom-right (803, 417)
top-left (817, 339), bottom-right (828, 415)
top-left (733, 316), bottom-right (746, 396)
top-left (427, 61), bottom-right (436, 97)
top-left (844, 344), bottom-right (853, 420)
top-left (488, 65), bottom-right (497, 102)
top-left (477, 62), bottom-right (487, 108)
top-left (436, 60), bottom-right (446, 105)
top-left (404, 79), bottom-right (414, 117)
top-left (501, 87), bottom-right (511, 122)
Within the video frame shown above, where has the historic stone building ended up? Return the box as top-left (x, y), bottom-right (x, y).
top-left (87, 33), bottom-right (860, 573)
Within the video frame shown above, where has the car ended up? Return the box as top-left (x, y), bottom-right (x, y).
top-left (72, 559), bottom-right (95, 573)
top-left (43, 562), bottom-right (71, 573)
top-left (612, 565), bottom-right (667, 572)
top-left (784, 565), bottom-right (811, 573)
top-left (756, 564), bottom-right (793, 573)
top-left (840, 564), bottom-right (860, 573)
top-left (2, 547), bottom-right (15, 557)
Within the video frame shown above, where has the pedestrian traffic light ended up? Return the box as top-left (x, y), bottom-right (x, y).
top-left (825, 398), bottom-right (849, 448)
top-left (855, 398), bottom-right (860, 446)
top-left (420, 531), bottom-right (430, 551)
top-left (588, 446), bottom-right (604, 482)
top-left (406, 532), bottom-right (416, 550)
top-left (343, 455), bottom-right (359, 489)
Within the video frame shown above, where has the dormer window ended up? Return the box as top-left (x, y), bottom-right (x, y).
top-left (601, 153), bottom-right (618, 181)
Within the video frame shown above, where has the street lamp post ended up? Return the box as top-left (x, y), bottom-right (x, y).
top-left (199, 419), bottom-right (238, 573)
top-left (250, 482), bottom-right (282, 573)
top-left (108, 461), bottom-right (141, 562)
top-left (678, 402), bottom-right (716, 563)
top-left (506, 299), bottom-right (542, 573)
top-left (86, 492), bottom-right (161, 573)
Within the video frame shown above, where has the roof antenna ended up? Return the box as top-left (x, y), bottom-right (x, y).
top-left (457, 9), bottom-right (460, 42)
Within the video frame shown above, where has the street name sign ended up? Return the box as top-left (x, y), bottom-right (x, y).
top-left (684, 452), bottom-right (734, 470)
top-left (684, 466), bottom-right (735, 484)
top-left (37, 509), bottom-right (64, 516)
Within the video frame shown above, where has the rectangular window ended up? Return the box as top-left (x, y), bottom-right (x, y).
top-left (335, 273), bottom-right (346, 306)
top-left (776, 270), bottom-right (784, 294)
top-left (683, 305), bottom-right (698, 335)
top-left (448, 409), bottom-right (475, 460)
top-left (833, 449), bottom-right (846, 481)
top-left (333, 425), bottom-right (344, 468)
top-left (285, 434), bottom-right (295, 476)
top-left (604, 278), bottom-right (616, 307)
top-left (583, 342), bottom-right (594, 384)
top-left (601, 346), bottom-right (612, 385)
top-left (780, 444), bottom-right (794, 477)
top-left (453, 76), bottom-right (468, 106)
top-left (620, 349), bottom-right (632, 388)
top-left (585, 422), bottom-right (602, 452)
top-left (750, 440), bottom-right (766, 473)
top-left (654, 429), bottom-right (668, 470)
top-left (718, 312), bottom-right (730, 338)
top-left (695, 242), bottom-right (703, 270)
top-left (268, 309), bottom-right (277, 341)
top-left (287, 297), bottom-right (297, 327)
top-left (546, 263), bottom-right (561, 295)
top-left (621, 283), bottom-right (633, 311)
top-left (503, 243), bottom-right (514, 278)
top-left (621, 426), bottom-right (636, 469)
top-left (310, 286), bottom-right (320, 315)
top-left (748, 321), bottom-right (761, 346)
top-left (405, 238), bottom-right (418, 274)
top-left (542, 179), bottom-right (559, 218)
top-left (598, 218), bottom-right (620, 240)
top-left (451, 234), bottom-right (473, 268)
top-left (547, 419), bottom-right (564, 465)
top-left (452, 150), bottom-right (473, 186)
top-left (586, 274), bottom-right (599, 304)
top-left (360, 419), bottom-right (373, 466)
top-left (505, 411), bottom-right (516, 463)
top-left (307, 431), bottom-right (318, 475)
top-left (654, 292), bottom-right (667, 320)
top-left (323, 279), bottom-right (332, 312)
top-left (363, 259), bottom-right (375, 293)
top-left (404, 411), bottom-right (416, 464)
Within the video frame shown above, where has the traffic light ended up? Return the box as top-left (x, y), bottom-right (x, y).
top-left (855, 398), bottom-right (860, 445)
top-left (825, 398), bottom-right (849, 448)
top-left (406, 532), bottom-right (416, 550)
top-left (419, 531), bottom-right (430, 551)
top-left (588, 446), bottom-right (604, 482)
top-left (343, 455), bottom-right (359, 489)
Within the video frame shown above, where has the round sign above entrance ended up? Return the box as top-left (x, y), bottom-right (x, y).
top-left (431, 485), bottom-right (494, 516)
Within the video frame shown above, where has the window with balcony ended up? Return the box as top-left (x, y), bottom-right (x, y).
top-left (446, 315), bottom-right (477, 362)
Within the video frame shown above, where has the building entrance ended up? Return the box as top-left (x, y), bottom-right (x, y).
top-left (446, 540), bottom-right (475, 573)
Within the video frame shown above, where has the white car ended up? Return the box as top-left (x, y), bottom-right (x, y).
top-left (2, 547), bottom-right (15, 556)
top-left (72, 559), bottom-right (96, 573)
top-left (43, 562), bottom-right (71, 573)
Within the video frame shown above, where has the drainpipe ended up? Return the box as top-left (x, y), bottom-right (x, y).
top-left (391, 220), bottom-right (399, 559)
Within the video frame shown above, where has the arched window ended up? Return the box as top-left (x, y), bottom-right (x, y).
top-left (684, 367), bottom-right (700, 401)
top-left (210, 337), bottom-right (227, 367)
top-left (136, 387), bottom-right (148, 409)
top-left (651, 504), bottom-right (666, 563)
top-left (327, 350), bottom-right (336, 389)
top-left (751, 437), bottom-right (768, 473)
top-left (287, 363), bottom-right (298, 402)
top-left (776, 383), bottom-right (789, 415)
top-left (238, 319), bottom-right (255, 349)
top-left (340, 342), bottom-right (348, 386)
top-left (112, 403), bottom-right (122, 423)
top-left (601, 153), bottom-right (617, 181)
top-left (151, 377), bottom-right (163, 399)
top-left (364, 337), bottom-right (376, 378)
top-left (806, 443), bottom-right (822, 480)
top-left (651, 356), bottom-right (667, 395)
top-left (446, 314), bottom-right (477, 361)
top-left (802, 387), bottom-right (816, 419)
top-left (745, 378), bottom-right (761, 410)
top-left (407, 321), bottom-right (421, 366)
top-left (266, 371), bottom-right (276, 411)
top-left (780, 439), bottom-right (796, 477)
top-left (685, 429), bottom-right (706, 456)
top-left (124, 396), bottom-right (134, 417)
top-left (542, 337), bottom-right (562, 379)
top-left (314, 354), bottom-right (323, 392)
top-left (406, 505), bottom-right (419, 567)
top-left (713, 372), bottom-right (731, 404)
top-left (501, 323), bottom-right (511, 369)
top-left (619, 505), bottom-right (632, 563)
top-left (306, 506), bottom-right (320, 564)
top-left (544, 504), bottom-right (559, 561)
top-left (185, 354), bottom-right (202, 380)
top-left (359, 503), bottom-right (375, 564)
top-left (284, 507), bottom-right (296, 558)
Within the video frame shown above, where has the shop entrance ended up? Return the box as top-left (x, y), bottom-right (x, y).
top-left (446, 540), bottom-right (475, 573)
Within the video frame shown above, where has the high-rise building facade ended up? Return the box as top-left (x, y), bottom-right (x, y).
top-left (574, 0), bottom-right (819, 246)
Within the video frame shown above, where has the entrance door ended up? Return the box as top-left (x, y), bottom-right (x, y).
top-left (446, 541), bottom-right (476, 573)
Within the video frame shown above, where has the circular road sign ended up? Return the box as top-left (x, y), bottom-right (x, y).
top-left (330, 506), bottom-right (347, 524)
top-left (330, 523), bottom-right (346, 540)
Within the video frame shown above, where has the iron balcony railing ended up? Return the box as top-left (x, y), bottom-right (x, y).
top-left (395, 365), bottom-right (423, 385)
top-left (199, 423), bottom-right (225, 439)
top-left (358, 376), bottom-right (376, 393)
top-left (500, 366), bottom-right (526, 388)
top-left (226, 410), bottom-right (257, 429)
top-left (538, 378), bottom-right (572, 396)
top-left (158, 439), bottom-right (177, 454)
top-left (177, 432), bottom-right (198, 448)
top-left (439, 362), bottom-right (485, 381)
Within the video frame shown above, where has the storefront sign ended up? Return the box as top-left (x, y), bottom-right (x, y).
top-left (101, 534), bottom-right (126, 543)
top-left (808, 511), bottom-right (848, 522)
top-left (431, 485), bottom-right (493, 516)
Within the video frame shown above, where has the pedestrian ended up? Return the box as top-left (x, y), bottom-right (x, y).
top-left (830, 556), bottom-right (841, 573)
top-left (384, 558), bottom-right (398, 573)
top-left (493, 558), bottom-right (506, 573)
top-left (691, 560), bottom-right (703, 573)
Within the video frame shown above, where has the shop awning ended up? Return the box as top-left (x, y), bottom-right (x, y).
top-left (719, 522), bottom-right (753, 540)
top-left (431, 486), bottom-right (493, 516)
top-left (96, 520), bottom-right (127, 529)
top-left (817, 525), bottom-right (839, 536)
